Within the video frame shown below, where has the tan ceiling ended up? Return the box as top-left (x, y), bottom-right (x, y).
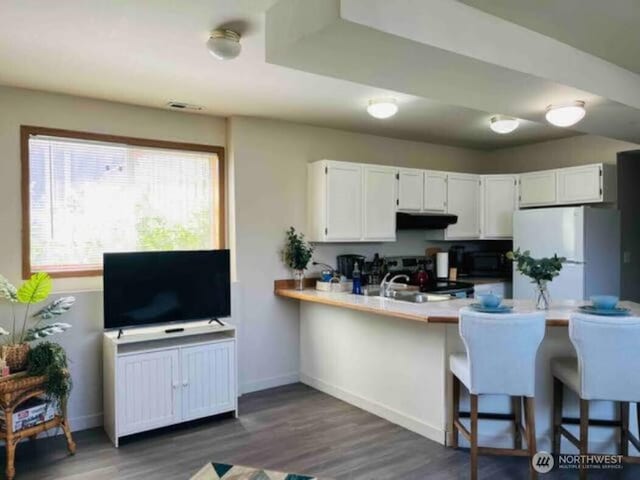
top-left (0, 0), bottom-right (581, 150)
top-left (459, 0), bottom-right (640, 75)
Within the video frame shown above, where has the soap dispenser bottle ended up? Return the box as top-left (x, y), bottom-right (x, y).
top-left (351, 262), bottom-right (362, 295)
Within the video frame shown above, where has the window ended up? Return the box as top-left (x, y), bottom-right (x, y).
top-left (21, 126), bottom-right (225, 278)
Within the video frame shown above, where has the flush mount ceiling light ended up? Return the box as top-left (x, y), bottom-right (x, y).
top-left (207, 29), bottom-right (242, 60)
top-left (367, 98), bottom-right (398, 119)
top-left (545, 101), bottom-right (586, 127)
top-left (489, 115), bottom-right (520, 134)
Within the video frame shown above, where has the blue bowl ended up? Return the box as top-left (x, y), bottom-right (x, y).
top-left (590, 295), bottom-right (618, 310)
top-left (477, 293), bottom-right (503, 309)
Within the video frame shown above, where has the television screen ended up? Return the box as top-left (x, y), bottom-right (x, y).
top-left (103, 250), bottom-right (230, 329)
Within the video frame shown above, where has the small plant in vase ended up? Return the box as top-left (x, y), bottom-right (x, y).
top-left (282, 227), bottom-right (314, 290)
top-left (0, 272), bottom-right (74, 372)
top-left (507, 249), bottom-right (565, 310)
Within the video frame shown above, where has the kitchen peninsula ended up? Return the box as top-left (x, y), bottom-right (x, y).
top-left (276, 284), bottom-right (640, 453)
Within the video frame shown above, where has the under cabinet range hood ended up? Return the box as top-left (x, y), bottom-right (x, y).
top-left (396, 212), bottom-right (458, 230)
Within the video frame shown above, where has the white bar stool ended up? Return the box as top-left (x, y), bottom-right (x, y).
top-left (551, 313), bottom-right (640, 479)
top-left (450, 308), bottom-right (546, 480)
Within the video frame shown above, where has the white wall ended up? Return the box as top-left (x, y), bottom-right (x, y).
top-left (0, 85), bottom-right (226, 430)
top-left (227, 116), bottom-right (487, 393)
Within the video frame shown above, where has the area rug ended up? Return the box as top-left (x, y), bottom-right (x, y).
top-left (191, 462), bottom-right (327, 480)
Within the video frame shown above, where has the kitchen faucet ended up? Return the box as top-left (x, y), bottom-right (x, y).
top-left (380, 273), bottom-right (410, 297)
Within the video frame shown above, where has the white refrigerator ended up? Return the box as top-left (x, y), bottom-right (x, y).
top-left (513, 206), bottom-right (620, 300)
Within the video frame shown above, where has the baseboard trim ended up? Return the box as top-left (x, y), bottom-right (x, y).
top-left (241, 372), bottom-right (299, 394)
top-left (300, 373), bottom-right (446, 445)
top-left (69, 412), bottom-right (103, 432)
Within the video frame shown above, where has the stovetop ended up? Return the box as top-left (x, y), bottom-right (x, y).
top-left (423, 280), bottom-right (474, 293)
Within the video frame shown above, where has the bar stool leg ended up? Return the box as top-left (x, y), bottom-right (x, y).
top-left (511, 396), bottom-right (522, 449)
top-left (620, 402), bottom-right (629, 457)
top-left (552, 377), bottom-right (563, 455)
top-left (470, 394), bottom-right (479, 480)
top-left (579, 399), bottom-right (589, 480)
top-left (524, 397), bottom-right (538, 480)
top-left (451, 374), bottom-right (460, 448)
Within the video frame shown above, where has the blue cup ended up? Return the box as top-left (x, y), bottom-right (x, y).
top-left (477, 293), bottom-right (503, 309)
top-left (590, 295), bottom-right (618, 310)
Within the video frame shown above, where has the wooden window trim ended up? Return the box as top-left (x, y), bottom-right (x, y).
top-left (21, 125), bottom-right (226, 279)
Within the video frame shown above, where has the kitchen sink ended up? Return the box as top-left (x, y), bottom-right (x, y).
top-left (381, 290), bottom-right (451, 303)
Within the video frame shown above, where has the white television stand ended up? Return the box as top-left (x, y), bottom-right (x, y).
top-left (103, 320), bottom-right (237, 447)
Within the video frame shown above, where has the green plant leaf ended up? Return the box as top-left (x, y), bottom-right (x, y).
top-left (0, 275), bottom-right (18, 302)
top-left (17, 272), bottom-right (52, 305)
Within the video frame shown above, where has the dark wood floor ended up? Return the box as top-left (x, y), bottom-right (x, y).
top-left (6, 383), bottom-right (639, 479)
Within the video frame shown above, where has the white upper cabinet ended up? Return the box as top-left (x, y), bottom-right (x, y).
top-left (363, 165), bottom-right (398, 241)
top-left (424, 171), bottom-right (448, 212)
top-left (307, 160), bottom-right (396, 242)
top-left (519, 170), bottom-right (557, 207)
top-left (307, 160), bottom-right (362, 242)
top-left (397, 168), bottom-right (423, 211)
top-left (481, 175), bottom-right (518, 239)
top-left (557, 164), bottom-right (615, 205)
top-left (446, 173), bottom-right (481, 239)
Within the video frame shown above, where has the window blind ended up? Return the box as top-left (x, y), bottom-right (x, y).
top-left (28, 135), bottom-right (218, 273)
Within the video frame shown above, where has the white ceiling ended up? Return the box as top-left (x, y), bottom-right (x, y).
top-left (459, 0), bottom-right (640, 75)
top-left (0, 0), bottom-right (582, 150)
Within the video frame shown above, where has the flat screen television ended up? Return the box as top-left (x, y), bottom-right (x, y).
top-left (103, 250), bottom-right (230, 330)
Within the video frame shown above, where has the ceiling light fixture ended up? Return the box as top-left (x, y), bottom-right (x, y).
top-left (367, 98), bottom-right (398, 119)
top-left (545, 101), bottom-right (586, 127)
top-left (489, 115), bottom-right (520, 134)
top-left (207, 29), bottom-right (242, 60)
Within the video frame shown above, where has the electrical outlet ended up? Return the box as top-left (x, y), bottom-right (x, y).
top-left (623, 251), bottom-right (632, 264)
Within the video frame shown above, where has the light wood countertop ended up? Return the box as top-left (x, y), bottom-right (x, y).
top-left (275, 286), bottom-right (640, 327)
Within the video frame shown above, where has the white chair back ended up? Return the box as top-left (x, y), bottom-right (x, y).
top-left (569, 313), bottom-right (640, 401)
top-left (459, 308), bottom-right (546, 396)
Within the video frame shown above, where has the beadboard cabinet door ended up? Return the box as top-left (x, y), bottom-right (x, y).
top-left (117, 349), bottom-right (181, 436)
top-left (181, 341), bottom-right (236, 421)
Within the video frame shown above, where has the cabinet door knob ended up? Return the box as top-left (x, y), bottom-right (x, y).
top-left (182, 380), bottom-right (189, 387)
top-left (172, 383), bottom-right (179, 389)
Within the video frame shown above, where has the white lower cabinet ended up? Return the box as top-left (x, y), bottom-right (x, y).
top-left (117, 349), bottom-right (181, 436)
top-left (181, 342), bottom-right (236, 421)
top-left (104, 325), bottom-right (237, 447)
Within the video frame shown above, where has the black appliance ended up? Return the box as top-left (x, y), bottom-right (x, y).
top-left (464, 251), bottom-right (510, 277)
top-left (336, 254), bottom-right (366, 279)
top-left (385, 255), bottom-right (474, 297)
top-left (448, 245), bottom-right (467, 276)
top-left (396, 212), bottom-right (457, 230)
top-left (103, 250), bottom-right (231, 330)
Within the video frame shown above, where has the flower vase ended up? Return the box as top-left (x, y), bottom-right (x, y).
top-left (293, 269), bottom-right (305, 291)
top-left (535, 281), bottom-right (551, 310)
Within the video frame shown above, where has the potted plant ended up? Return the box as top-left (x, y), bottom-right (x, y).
top-left (0, 272), bottom-right (74, 371)
top-left (282, 227), bottom-right (314, 290)
top-left (27, 341), bottom-right (72, 408)
top-left (507, 249), bottom-right (565, 310)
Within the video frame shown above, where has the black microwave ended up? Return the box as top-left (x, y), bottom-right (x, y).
top-left (464, 252), bottom-right (510, 277)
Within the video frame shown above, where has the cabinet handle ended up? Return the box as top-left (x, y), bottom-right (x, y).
top-left (182, 379), bottom-right (189, 387)
top-left (172, 383), bottom-right (179, 389)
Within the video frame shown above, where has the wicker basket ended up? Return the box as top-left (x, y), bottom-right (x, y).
top-left (1, 344), bottom-right (30, 373)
